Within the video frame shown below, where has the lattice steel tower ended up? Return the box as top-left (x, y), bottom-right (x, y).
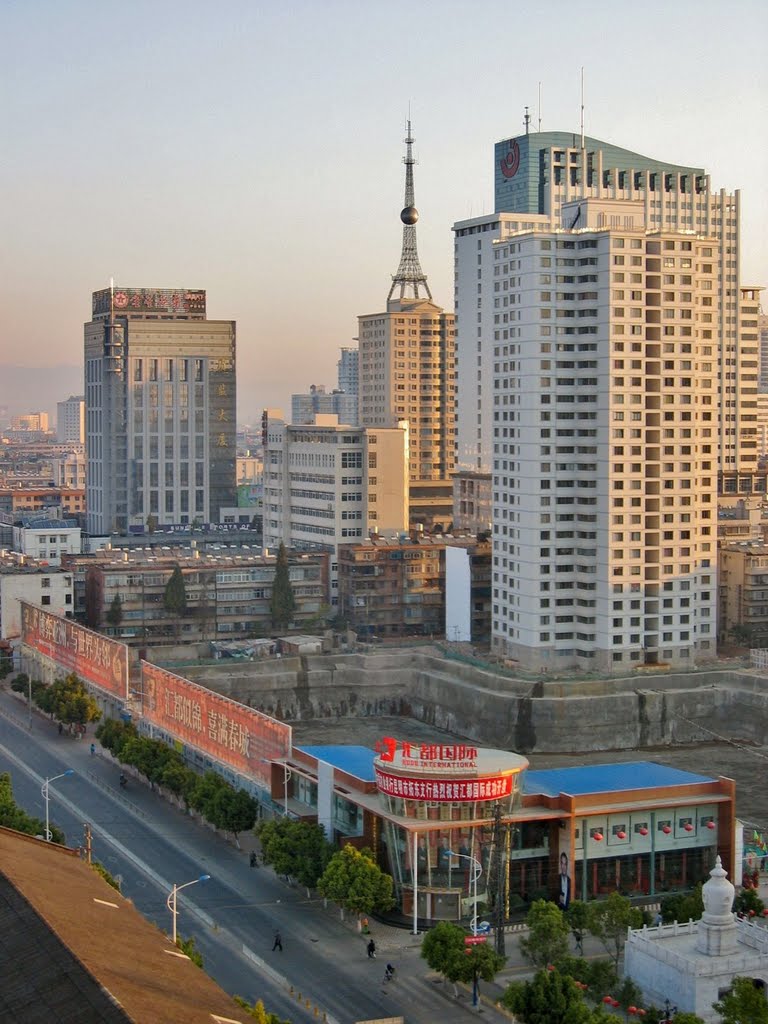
top-left (387, 120), bottom-right (432, 304)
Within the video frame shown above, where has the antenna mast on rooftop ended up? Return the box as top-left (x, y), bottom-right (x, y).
top-left (388, 119), bottom-right (432, 304)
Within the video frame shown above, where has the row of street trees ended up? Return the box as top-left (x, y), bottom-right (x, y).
top-left (12, 671), bottom-right (101, 731)
top-left (256, 817), bottom-right (395, 917)
top-left (96, 720), bottom-right (258, 841)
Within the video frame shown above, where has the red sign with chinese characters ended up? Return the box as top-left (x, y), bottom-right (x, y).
top-left (21, 602), bottom-right (129, 699)
top-left (375, 736), bottom-right (478, 769)
top-left (464, 935), bottom-right (487, 946)
top-left (140, 663), bottom-right (291, 785)
top-left (91, 287), bottom-right (206, 317)
top-left (374, 767), bottom-right (514, 803)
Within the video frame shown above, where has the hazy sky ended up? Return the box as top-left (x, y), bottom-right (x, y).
top-left (2, 0), bottom-right (766, 423)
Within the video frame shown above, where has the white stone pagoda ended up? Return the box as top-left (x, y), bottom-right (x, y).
top-left (624, 857), bottom-right (768, 1021)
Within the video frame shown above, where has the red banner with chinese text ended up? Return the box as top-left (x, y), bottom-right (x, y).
top-left (374, 768), bottom-right (515, 803)
top-left (140, 663), bottom-right (291, 785)
top-left (21, 602), bottom-right (129, 699)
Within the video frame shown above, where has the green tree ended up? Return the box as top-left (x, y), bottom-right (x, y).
top-left (176, 935), bottom-right (203, 968)
top-left (163, 564), bottom-right (188, 616)
top-left (269, 542), bottom-right (296, 631)
top-left (460, 942), bottom-right (507, 1007)
top-left (587, 892), bottom-right (643, 970)
top-left (106, 593), bottom-right (123, 630)
top-left (0, 771), bottom-right (65, 844)
top-left (95, 718), bottom-right (137, 758)
top-left (257, 818), bottom-right (333, 890)
top-left (714, 977), bottom-right (768, 1024)
top-left (34, 673), bottom-right (101, 730)
top-left (520, 899), bottom-right (570, 969)
top-left (0, 646), bottom-right (12, 680)
top-left (502, 967), bottom-right (599, 1024)
top-left (207, 786), bottom-right (258, 842)
top-left (732, 887), bottom-right (765, 917)
top-left (318, 844), bottom-right (395, 918)
top-left (421, 921), bottom-right (467, 987)
top-left (92, 861), bottom-right (121, 892)
top-left (669, 1014), bottom-right (706, 1024)
top-left (660, 883), bottom-right (704, 924)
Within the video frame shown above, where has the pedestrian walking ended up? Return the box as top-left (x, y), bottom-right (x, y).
top-left (272, 929), bottom-right (283, 952)
top-left (58, 722), bottom-right (63, 735)
top-left (250, 851), bottom-right (257, 868)
top-left (90, 743), bottom-right (96, 757)
top-left (367, 939), bottom-right (376, 959)
top-left (384, 963), bottom-right (395, 982)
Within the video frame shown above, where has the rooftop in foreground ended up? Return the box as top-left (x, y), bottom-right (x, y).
top-left (0, 827), bottom-right (250, 1024)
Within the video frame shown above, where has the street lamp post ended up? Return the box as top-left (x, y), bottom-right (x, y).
top-left (448, 849), bottom-right (483, 934)
top-left (166, 874), bottom-right (211, 945)
top-left (41, 769), bottom-right (74, 842)
top-left (448, 848), bottom-right (483, 1007)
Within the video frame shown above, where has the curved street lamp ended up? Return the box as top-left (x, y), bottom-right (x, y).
top-left (447, 849), bottom-right (483, 1007)
top-left (41, 769), bottom-right (74, 842)
top-left (166, 874), bottom-right (211, 945)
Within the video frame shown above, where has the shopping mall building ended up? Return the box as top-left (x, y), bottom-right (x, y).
top-left (271, 738), bottom-right (736, 925)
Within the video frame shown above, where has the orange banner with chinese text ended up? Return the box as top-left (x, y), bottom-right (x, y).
top-left (21, 602), bottom-right (129, 699)
top-left (140, 662), bottom-right (291, 785)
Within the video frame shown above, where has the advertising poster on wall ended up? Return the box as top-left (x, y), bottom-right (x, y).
top-left (140, 662), bottom-right (291, 786)
top-left (21, 602), bottom-right (129, 699)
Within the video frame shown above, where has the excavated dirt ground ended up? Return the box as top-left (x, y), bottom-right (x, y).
top-left (291, 716), bottom-right (768, 832)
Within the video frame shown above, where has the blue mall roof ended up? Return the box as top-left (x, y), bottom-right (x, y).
top-left (298, 745), bottom-right (378, 782)
top-left (523, 762), bottom-right (715, 798)
top-left (295, 747), bottom-right (716, 796)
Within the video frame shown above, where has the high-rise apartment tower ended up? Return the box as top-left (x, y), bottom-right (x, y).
top-left (85, 286), bottom-right (236, 535)
top-left (454, 131), bottom-right (748, 671)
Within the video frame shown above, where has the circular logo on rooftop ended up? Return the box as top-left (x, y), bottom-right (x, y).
top-left (500, 139), bottom-right (520, 179)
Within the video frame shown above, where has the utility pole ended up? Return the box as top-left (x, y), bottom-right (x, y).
top-left (493, 801), bottom-right (506, 956)
top-left (83, 822), bottom-right (92, 864)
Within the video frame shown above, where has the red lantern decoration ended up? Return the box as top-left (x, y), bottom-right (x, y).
top-left (612, 999), bottom-right (621, 1008)
top-left (684, 823), bottom-right (694, 832)
top-left (617, 831), bottom-right (627, 840)
top-left (593, 831), bottom-right (604, 842)
top-left (628, 1006), bottom-right (638, 1015)
top-left (637, 1010), bottom-right (647, 1017)
top-left (603, 996), bottom-right (614, 1005)
top-left (639, 827), bottom-right (649, 836)
top-left (749, 909), bottom-right (756, 917)
top-left (662, 825), bottom-right (672, 834)
top-left (706, 821), bottom-right (716, 830)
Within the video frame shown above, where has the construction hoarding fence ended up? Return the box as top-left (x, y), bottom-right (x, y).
top-left (21, 602), bottom-right (129, 700)
top-left (139, 662), bottom-right (291, 786)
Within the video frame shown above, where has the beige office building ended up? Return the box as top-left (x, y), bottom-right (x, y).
top-left (85, 287), bottom-right (236, 536)
top-left (262, 414), bottom-right (408, 606)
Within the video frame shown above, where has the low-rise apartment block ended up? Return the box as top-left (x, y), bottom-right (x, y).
top-left (64, 546), bottom-right (329, 644)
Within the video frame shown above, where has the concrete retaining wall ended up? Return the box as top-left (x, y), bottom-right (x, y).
top-left (175, 651), bottom-right (768, 754)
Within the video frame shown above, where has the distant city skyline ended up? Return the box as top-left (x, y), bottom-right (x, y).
top-left (2, 0), bottom-right (766, 421)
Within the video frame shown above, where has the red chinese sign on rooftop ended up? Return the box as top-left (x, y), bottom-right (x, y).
top-left (375, 736), bottom-right (478, 769)
top-left (21, 602), bottom-right (128, 699)
top-left (92, 287), bottom-right (206, 317)
top-left (140, 663), bottom-right (290, 786)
